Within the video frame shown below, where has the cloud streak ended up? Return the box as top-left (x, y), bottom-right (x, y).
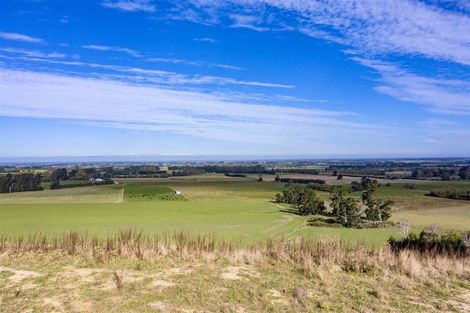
top-left (0, 48), bottom-right (65, 59)
top-left (102, 0), bottom-right (156, 12)
top-left (0, 53), bottom-right (288, 88)
top-left (193, 37), bottom-right (217, 43)
top-left (0, 31), bottom-right (44, 43)
top-left (82, 44), bottom-right (142, 57)
top-left (355, 58), bottom-right (470, 115)
top-left (146, 57), bottom-right (243, 70)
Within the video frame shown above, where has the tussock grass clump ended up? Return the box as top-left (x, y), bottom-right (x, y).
top-left (1, 229), bottom-right (469, 280)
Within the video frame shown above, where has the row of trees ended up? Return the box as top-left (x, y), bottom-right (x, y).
top-left (275, 177), bottom-right (393, 228)
top-left (411, 166), bottom-right (470, 180)
top-left (169, 165), bottom-right (274, 175)
top-left (43, 167), bottom-right (113, 182)
top-left (0, 173), bottom-right (43, 193)
top-left (277, 177), bottom-right (326, 184)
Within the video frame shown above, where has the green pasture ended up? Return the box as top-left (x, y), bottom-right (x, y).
top-left (0, 174), bottom-right (469, 246)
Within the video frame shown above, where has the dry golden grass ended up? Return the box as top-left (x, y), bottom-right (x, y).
top-left (390, 194), bottom-right (467, 211)
top-left (1, 230), bottom-right (469, 312)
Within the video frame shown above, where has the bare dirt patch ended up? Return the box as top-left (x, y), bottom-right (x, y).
top-left (150, 278), bottom-right (175, 288)
top-left (43, 297), bottom-right (64, 310)
top-left (148, 301), bottom-right (168, 311)
top-left (0, 266), bottom-right (41, 283)
top-left (61, 266), bottom-right (109, 283)
top-left (221, 266), bottom-right (259, 281)
top-left (269, 289), bottom-right (290, 305)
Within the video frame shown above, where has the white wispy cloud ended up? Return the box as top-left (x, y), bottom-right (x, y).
top-left (0, 48), bottom-right (65, 59)
top-left (82, 44), bottom-right (241, 70)
top-left (0, 54), bottom-right (288, 88)
top-left (193, 37), bottom-right (217, 43)
top-left (82, 44), bottom-right (142, 57)
top-left (146, 57), bottom-right (242, 70)
top-left (354, 58), bottom-right (470, 115)
top-left (102, 0), bottom-right (156, 12)
top-left (146, 57), bottom-right (201, 66)
top-left (0, 68), bottom-right (373, 145)
top-left (0, 31), bottom-right (44, 43)
top-left (185, 0), bottom-right (470, 66)
top-left (229, 14), bottom-right (270, 32)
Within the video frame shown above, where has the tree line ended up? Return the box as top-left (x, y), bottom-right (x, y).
top-left (0, 173), bottom-right (43, 193)
top-left (277, 177), bottom-right (326, 184)
top-left (411, 166), bottom-right (470, 180)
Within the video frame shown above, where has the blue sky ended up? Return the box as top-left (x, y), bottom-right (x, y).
top-left (0, 0), bottom-right (469, 159)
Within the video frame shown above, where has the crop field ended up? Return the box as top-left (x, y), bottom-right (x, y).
top-left (0, 174), bottom-right (469, 246)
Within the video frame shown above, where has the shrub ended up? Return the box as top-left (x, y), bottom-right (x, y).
top-left (388, 228), bottom-right (470, 257)
top-left (350, 181), bottom-right (363, 192)
top-left (279, 178), bottom-right (326, 184)
top-left (307, 183), bottom-right (334, 192)
top-left (307, 216), bottom-right (341, 227)
top-left (224, 173), bottom-right (247, 178)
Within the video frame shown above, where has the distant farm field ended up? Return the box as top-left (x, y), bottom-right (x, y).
top-left (0, 184), bottom-right (123, 204)
top-left (0, 174), bottom-right (469, 246)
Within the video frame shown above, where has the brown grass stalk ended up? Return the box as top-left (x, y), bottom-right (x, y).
top-left (0, 229), bottom-right (468, 280)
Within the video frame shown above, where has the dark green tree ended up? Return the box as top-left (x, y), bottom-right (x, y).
top-left (330, 185), bottom-right (350, 216)
top-left (362, 180), bottom-right (393, 221)
top-left (51, 168), bottom-right (68, 181)
top-left (282, 183), bottom-right (303, 205)
top-left (336, 197), bottom-right (361, 227)
top-left (297, 188), bottom-right (325, 216)
top-left (459, 166), bottom-right (470, 180)
top-left (49, 178), bottom-right (60, 190)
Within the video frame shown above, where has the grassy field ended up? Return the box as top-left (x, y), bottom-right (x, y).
top-left (0, 174), bottom-right (469, 247)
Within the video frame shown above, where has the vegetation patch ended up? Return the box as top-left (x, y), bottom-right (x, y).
top-left (125, 184), bottom-right (185, 201)
top-left (427, 188), bottom-right (470, 200)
